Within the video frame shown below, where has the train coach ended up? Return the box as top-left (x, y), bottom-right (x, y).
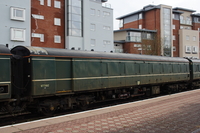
top-left (9, 46), bottom-right (192, 114)
top-left (0, 45), bottom-right (11, 101)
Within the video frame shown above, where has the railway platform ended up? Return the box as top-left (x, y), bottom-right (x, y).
top-left (1, 89), bottom-right (200, 133)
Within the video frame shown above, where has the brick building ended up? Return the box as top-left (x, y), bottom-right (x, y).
top-left (114, 4), bottom-right (200, 58)
top-left (31, 0), bottom-right (65, 48)
top-left (31, 0), bottom-right (114, 52)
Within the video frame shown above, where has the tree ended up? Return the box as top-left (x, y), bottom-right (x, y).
top-left (141, 33), bottom-right (164, 56)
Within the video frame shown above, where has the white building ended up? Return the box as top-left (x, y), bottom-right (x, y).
top-left (65, 0), bottom-right (114, 52)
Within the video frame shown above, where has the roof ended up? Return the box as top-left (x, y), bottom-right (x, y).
top-left (114, 28), bottom-right (157, 33)
top-left (173, 7), bottom-right (196, 13)
top-left (114, 40), bottom-right (126, 43)
top-left (11, 46), bottom-right (189, 63)
top-left (191, 13), bottom-right (200, 17)
top-left (0, 44), bottom-right (10, 54)
top-left (116, 4), bottom-right (160, 19)
top-left (172, 10), bottom-right (184, 14)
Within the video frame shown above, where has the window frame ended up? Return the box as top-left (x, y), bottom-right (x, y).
top-left (54, 0), bottom-right (61, 8)
top-left (90, 23), bottom-right (96, 31)
top-left (185, 46), bottom-right (191, 53)
top-left (192, 46), bottom-right (198, 54)
top-left (32, 33), bottom-right (44, 42)
top-left (10, 7), bottom-right (25, 21)
top-left (54, 35), bottom-right (61, 43)
top-left (47, 0), bottom-right (51, 6)
top-left (193, 36), bottom-right (196, 42)
top-left (54, 18), bottom-right (61, 26)
top-left (91, 39), bottom-right (96, 47)
top-left (10, 28), bottom-right (26, 42)
top-left (186, 35), bottom-right (190, 41)
top-left (90, 8), bottom-right (95, 16)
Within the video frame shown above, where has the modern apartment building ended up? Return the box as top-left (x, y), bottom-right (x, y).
top-left (65, 0), bottom-right (114, 52)
top-left (0, 0), bottom-right (31, 49)
top-left (32, 0), bottom-right (114, 52)
top-left (115, 4), bottom-right (200, 58)
top-left (0, 0), bottom-right (114, 52)
top-left (31, 0), bottom-right (65, 48)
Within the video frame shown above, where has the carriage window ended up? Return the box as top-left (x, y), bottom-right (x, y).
top-left (135, 63), bottom-right (140, 74)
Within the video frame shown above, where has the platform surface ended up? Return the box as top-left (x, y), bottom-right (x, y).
top-left (1, 89), bottom-right (200, 133)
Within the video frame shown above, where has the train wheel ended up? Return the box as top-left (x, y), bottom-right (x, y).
top-left (39, 104), bottom-right (55, 116)
top-left (79, 101), bottom-right (88, 110)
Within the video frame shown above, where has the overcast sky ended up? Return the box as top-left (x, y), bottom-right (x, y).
top-left (108, 0), bottom-right (200, 30)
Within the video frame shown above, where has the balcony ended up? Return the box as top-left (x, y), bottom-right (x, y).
top-left (180, 19), bottom-right (192, 25)
top-left (102, 3), bottom-right (111, 8)
top-left (114, 49), bottom-right (124, 53)
top-left (126, 36), bottom-right (141, 42)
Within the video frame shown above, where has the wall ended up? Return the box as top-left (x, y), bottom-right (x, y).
top-left (0, 0), bottom-right (31, 49)
top-left (31, 0), bottom-right (65, 48)
top-left (66, 0), bottom-right (114, 52)
top-left (179, 29), bottom-right (199, 58)
top-left (114, 31), bottom-right (127, 41)
top-left (173, 19), bottom-right (180, 57)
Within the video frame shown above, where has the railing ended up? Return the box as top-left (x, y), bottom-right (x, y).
top-left (126, 36), bottom-right (141, 42)
top-left (115, 49), bottom-right (124, 53)
top-left (180, 19), bottom-right (192, 25)
top-left (102, 3), bottom-right (111, 8)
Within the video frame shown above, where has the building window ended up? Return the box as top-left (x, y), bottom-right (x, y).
top-left (103, 40), bottom-right (111, 45)
top-left (186, 35), bottom-right (190, 41)
top-left (134, 44), bottom-right (141, 47)
top-left (103, 11), bottom-right (110, 17)
top-left (147, 33), bottom-right (151, 39)
top-left (180, 26), bottom-right (184, 29)
top-left (32, 14), bottom-right (44, 20)
top-left (147, 45), bottom-right (151, 50)
top-left (68, 0), bottom-right (83, 37)
top-left (39, 0), bottom-right (44, 5)
top-left (10, 7), bottom-right (25, 21)
top-left (172, 25), bottom-right (175, 29)
top-left (173, 35), bottom-right (176, 40)
top-left (172, 14), bottom-right (175, 19)
top-left (180, 15), bottom-right (184, 20)
top-left (163, 7), bottom-right (172, 57)
top-left (54, 35), bottom-right (61, 43)
top-left (90, 9), bottom-right (95, 15)
top-left (54, 18), bottom-right (61, 26)
top-left (97, 10), bottom-right (100, 16)
top-left (185, 46), bottom-right (191, 53)
top-left (11, 28), bottom-right (25, 41)
top-left (139, 25), bottom-right (142, 29)
top-left (103, 26), bottom-right (111, 30)
top-left (127, 32), bottom-right (141, 42)
top-left (119, 19), bottom-right (123, 28)
top-left (47, 0), bottom-right (51, 6)
top-left (193, 36), bottom-right (196, 41)
top-left (139, 13), bottom-right (142, 19)
top-left (91, 39), bottom-right (96, 46)
top-left (198, 28), bottom-right (200, 32)
top-left (54, 0), bottom-right (61, 8)
top-left (32, 33), bottom-right (44, 42)
top-left (173, 46), bottom-right (176, 51)
top-left (192, 46), bottom-right (198, 54)
top-left (90, 24), bottom-right (95, 31)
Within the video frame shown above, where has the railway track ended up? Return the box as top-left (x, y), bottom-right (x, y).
top-left (0, 91), bottom-right (174, 127)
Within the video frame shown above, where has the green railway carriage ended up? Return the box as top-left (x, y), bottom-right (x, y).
top-left (11, 46), bottom-right (190, 96)
top-left (0, 45), bottom-right (11, 100)
top-left (190, 59), bottom-right (200, 88)
top-left (10, 46), bottom-right (191, 113)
